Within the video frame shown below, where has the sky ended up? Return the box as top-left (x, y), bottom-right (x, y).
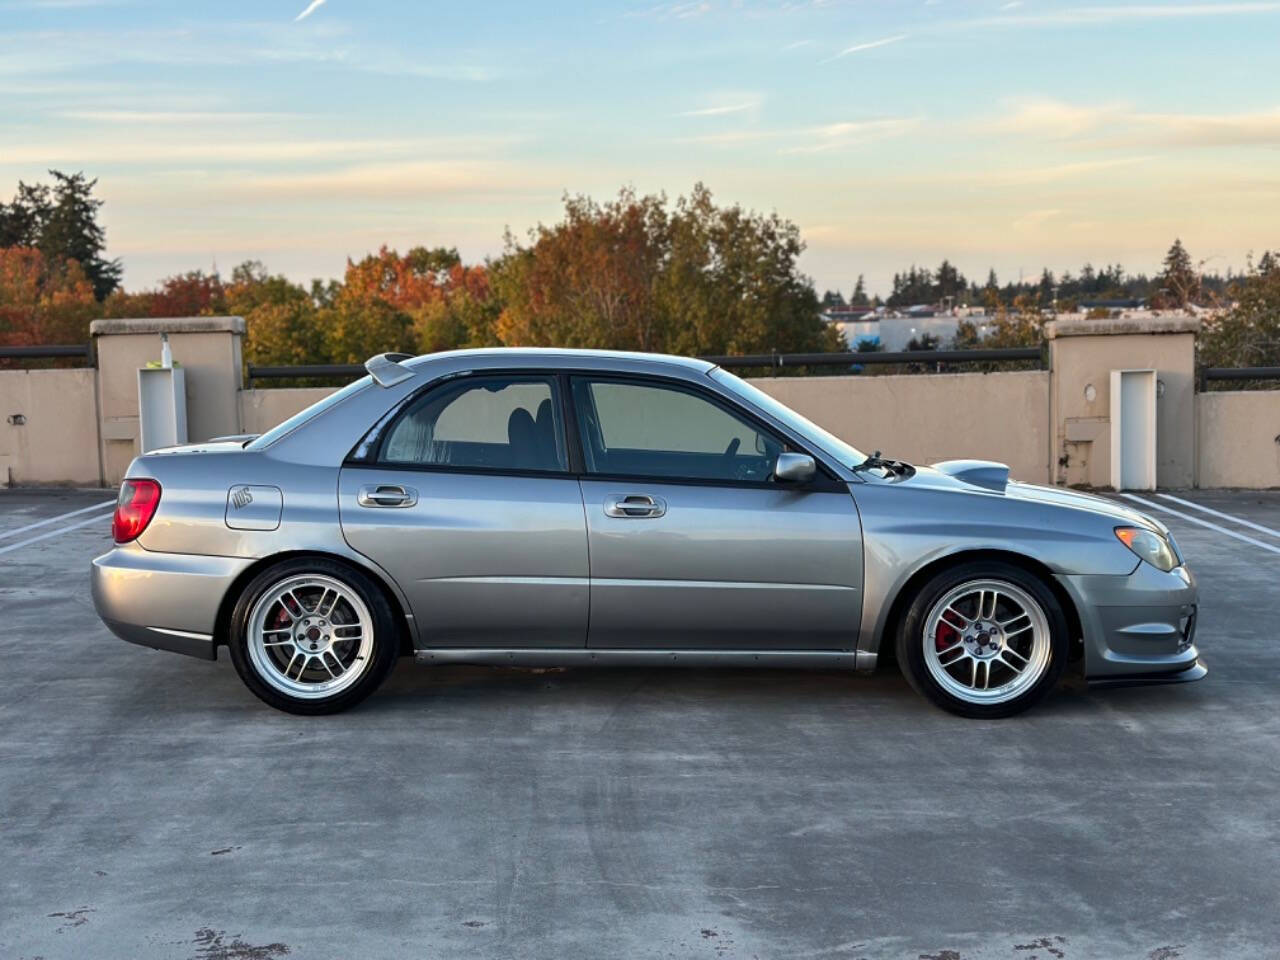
top-left (2, 0), bottom-right (1279, 299)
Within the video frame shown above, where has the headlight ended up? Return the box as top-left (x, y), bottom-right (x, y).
top-left (1115, 526), bottom-right (1178, 571)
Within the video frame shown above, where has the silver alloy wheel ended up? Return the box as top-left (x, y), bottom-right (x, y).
top-left (922, 578), bottom-right (1052, 705)
top-left (246, 573), bottom-right (375, 700)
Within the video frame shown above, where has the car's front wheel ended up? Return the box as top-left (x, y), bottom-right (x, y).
top-left (897, 561), bottom-right (1068, 718)
top-left (227, 558), bottom-right (400, 715)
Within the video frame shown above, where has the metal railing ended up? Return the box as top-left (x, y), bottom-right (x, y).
top-left (0, 344), bottom-right (93, 362)
top-left (1200, 366), bottom-right (1280, 390)
top-left (247, 347), bottom-right (1047, 383)
top-left (705, 347), bottom-right (1044, 369)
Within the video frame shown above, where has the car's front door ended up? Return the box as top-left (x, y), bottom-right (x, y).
top-left (339, 373), bottom-right (588, 648)
top-left (570, 375), bottom-right (863, 650)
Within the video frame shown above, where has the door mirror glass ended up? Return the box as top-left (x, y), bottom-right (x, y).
top-left (774, 452), bottom-right (816, 483)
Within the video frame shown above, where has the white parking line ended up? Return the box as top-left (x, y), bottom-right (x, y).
top-left (0, 499), bottom-right (115, 542)
top-left (1121, 493), bottom-right (1280, 557)
top-left (0, 512), bottom-right (113, 557)
top-left (1156, 493), bottom-right (1280, 541)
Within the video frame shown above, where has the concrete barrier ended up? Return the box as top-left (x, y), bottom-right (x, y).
top-left (4, 314), bottom-right (1276, 489)
top-left (752, 371), bottom-right (1051, 482)
top-left (241, 387), bottom-right (337, 437)
top-left (0, 368), bottom-right (101, 486)
top-left (1198, 391), bottom-right (1280, 488)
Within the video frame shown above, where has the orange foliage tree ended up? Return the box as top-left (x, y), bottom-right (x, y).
top-left (0, 247), bottom-right (99, 347)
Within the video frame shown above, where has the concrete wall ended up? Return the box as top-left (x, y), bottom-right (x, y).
top-left (240, 387), bottom-right (337, 436)
top-left (753, 371), bottom-right (1051, 482)
top-left (1047, 316), bottom-right (1198, 489)
top-left (1198, 391), bottom-right (1280, 488)
top-left (91, 317), bottom-right (245, 485)
top-left (0, 368), bottom-right (101, 486)
top-left (6, 314), bottom-right (1277, 489)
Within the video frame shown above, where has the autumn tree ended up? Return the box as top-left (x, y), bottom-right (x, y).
top-left (493, 184), bottom-right (838, 358)
top-left (493, 188), bottom-right (668, 350)
top-left (655, 185), bottom-right (839, 357)
top-left (224, 261), bottom-right (330, 369)
top-left (103, 270), bottom-right (226, 318)
top-left (0, 247), bottom-right (99, 347)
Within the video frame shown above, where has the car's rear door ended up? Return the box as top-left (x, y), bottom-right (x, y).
top-left (570, 375), bottom-right (863, 650)
top-left (339, 373), bottom-right (588, 648)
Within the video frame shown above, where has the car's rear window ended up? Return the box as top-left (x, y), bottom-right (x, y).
top-left (246, 378), bottom-right (372, 450)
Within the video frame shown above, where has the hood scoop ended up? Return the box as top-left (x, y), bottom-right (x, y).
top-left (932, 459), bottom-right (1010, 493)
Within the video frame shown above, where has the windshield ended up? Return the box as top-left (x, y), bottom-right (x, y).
top-left (246, 377), bottom-right (372, 450)
top-left (709, 367), bottom-right (866, 469)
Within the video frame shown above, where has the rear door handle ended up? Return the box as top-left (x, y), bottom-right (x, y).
top-left (357, 484), bottom-right (418, 508)
top-left (604, 494), bottom-right (666, 519)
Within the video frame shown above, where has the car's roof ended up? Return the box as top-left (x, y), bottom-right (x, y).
top-left (402, 347), bottom-right (716, 375)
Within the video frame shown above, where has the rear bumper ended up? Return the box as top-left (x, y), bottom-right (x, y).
top-left (91, 545), bottom-right (254, 661)
top-left (1058, 562), bottom-right (1202, 680)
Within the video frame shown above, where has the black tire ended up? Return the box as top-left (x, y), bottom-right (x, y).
top-left (896, 560), bottom-right (1069, 718)
top-left (227, 557), bottom-right (400, 715)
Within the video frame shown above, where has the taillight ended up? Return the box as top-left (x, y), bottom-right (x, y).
top-left (112, 479), bottom-right (162, 544)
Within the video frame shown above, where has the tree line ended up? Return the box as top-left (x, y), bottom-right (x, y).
top-left (0, 171), bottom-right (1276, 378)
top-left (821, 241), bottom-right (1234, 314)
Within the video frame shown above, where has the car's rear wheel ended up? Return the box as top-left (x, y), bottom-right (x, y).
top-left (897, 561), bottom-right (1068, 718)
top-left (227, 558), bottom-right (399, 715)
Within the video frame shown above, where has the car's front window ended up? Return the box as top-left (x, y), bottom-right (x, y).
top-left (571, 377), bottom-right (782, 483)
top-left (709, 368), bottom-right (865, 469)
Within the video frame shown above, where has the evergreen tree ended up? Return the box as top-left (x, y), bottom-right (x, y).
top-left (0, 171), bottom-right (121, 300)
top-left (850, 274), bottom-right (869, 307)
top-left (1158, 238), bottom-right (1200, 307)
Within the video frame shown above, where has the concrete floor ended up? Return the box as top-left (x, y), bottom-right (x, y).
top-left (1, 488), bottom-right (1278, 960)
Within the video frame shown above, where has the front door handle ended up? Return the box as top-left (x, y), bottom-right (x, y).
top-left (357, 484), bottom-right (418, 508)
top-left (604, 493), bottom-right (666, 519)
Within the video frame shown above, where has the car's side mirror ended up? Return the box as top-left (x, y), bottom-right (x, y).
top-left (774, 452), bottom-right (816, 483)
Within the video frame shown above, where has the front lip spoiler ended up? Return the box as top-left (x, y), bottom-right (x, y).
top-left (1086, 657), bottom-right (1207, 688)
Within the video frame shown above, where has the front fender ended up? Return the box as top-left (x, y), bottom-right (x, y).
top-left (851, 482), bottom-right (1139, 662)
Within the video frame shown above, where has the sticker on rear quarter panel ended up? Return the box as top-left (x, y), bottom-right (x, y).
top-left (225, 485), bottom-right (283, 531)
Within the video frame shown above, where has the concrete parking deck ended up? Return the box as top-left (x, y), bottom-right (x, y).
top-left (1, 488), bottom-right (1278, 960)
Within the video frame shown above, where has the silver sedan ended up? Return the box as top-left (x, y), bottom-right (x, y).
top-left (92, 349), bottom-right (1203, 717)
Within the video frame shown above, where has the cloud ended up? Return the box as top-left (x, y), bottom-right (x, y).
top-left (0, 134), bottom-right (522, 167)
top-left (625, 2), bottom-right (712, 19)
top-left (821, 34), bottom-right (907, 63)
top-left (294, 0), bottom-right (326, 21)
top-left (677, 116), bottom-right (919, 152)
top-left (971, 2), bottom-right (1280, 27)
top-left (987, 98), bottom-right (1280, 149)
top-left (677, 101), bottom-right (759, 117)
top-left (779, 118), bottom-right (922, 153)
top-left (57, 109), bottom-right (296, 124)
top-left (989, 98), bottom-right (1129, 138)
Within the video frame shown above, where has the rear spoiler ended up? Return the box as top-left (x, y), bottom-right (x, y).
top-left (365, 353), bottom-right (415, 387)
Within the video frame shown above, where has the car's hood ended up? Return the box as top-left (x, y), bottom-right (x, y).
top-left (899, 462), bottom-right (1168, 533)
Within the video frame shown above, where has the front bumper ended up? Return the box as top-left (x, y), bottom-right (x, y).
top-left (1058, 562), bottom-right (1203, 681)
top-left (92, 544), bottom-right (254, 661)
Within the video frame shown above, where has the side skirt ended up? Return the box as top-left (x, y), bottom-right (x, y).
top-left (415, 648), bottom-right (876, 671)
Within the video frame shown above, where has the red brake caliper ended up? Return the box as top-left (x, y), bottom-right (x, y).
top-left (935, 621), bottom-right (958, 652)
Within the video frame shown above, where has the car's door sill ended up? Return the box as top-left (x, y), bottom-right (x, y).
top-left (415, 647), bottom-right (876, 671)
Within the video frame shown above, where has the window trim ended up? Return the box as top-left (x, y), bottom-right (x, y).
top-left (351, 371), bottom-right (573, 477)
top-left (345, 367), bottom-right (845, 492)
top-left (566, 373), bottom-right (845, 492)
